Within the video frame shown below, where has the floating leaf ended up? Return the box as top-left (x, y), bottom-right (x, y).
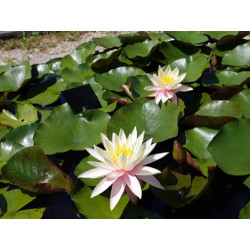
top-left (123, 39), bottom-right (160, 59)
top-left (0, 188), bottom-right (45, 219)
top-left (1, 146), bottom-right (73, 194)
top-left (61, 64), bottom-right (95, 83)
top-left (0, 65), bottom-right (32, 92)
top-left (0, 62), bottom-right (15, 74)
top-left (107, 100), bottom-right (180, 142)
top-left (3, 122), bottom-right (39, 147)
top-left (95, 66), bottom-right (145, 92)
top-left (203, 31), bottom-right (238, 40)
top-left (93, 35), bottom-right (122, 48)
top-left (208, 119), bottom-right (250, 175)
top-left (239, 202), bottom-right (250, 219)
top-left (0, 104), bottom-right (38, 129)
top-left (61, 44), bottom-right (96, 69)
top-left (231, 89), bottom-right (250, 118)
top-left (166, 53), bottom-right (210, 82)
top-left (167, 31), bottom-right (208, 45)
top-left (34, 103), bottom-right (110, 154)
top-left (222, 42), bottom-right (250, 67)
top-left (0, 141), bottom-right (24, 171)
top-left (71, 182), bottom-right (129, 219)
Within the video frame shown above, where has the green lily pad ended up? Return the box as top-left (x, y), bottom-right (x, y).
top-left (195, 100), bottom-right (242, 118)
top-left (0, 65), bottom-right (32, 92)
top-left (0, 62), bottom-right (16, 74)
top-left (166, 53), bottom-right (210, 82)
top-left (71, 182), bottom-right (129, 219)
top-left (61, 43), bottom-right (96, 69)
top-left (222, 42), bottom-right (250, 68)
top-left (86, 49), bottom-right (120, 69)
top-left (93, 35), bottom-right (122, 48)
top-left (3, 122), bottom-right (40, 147)
top-left (167, 31), bottom-right (208, 45)
top-left (1, 146), bottom-right (72, 194)
top-left (0, 141), bottom-right (24, 171)
top-left (123, 39), bottom-right (160, 59)
top-left (61, 64), bottom-right (95, 83)
top-left (159, 40), bottom-right (200, 62)
top-left (203, 31), bottom-right (238, 40)
top-left (0, 104), bottom-right (38, 129)
top-left (184, 127), bottom-right (218, 161)
top-left (95, 66), bottom-right (145, 92)
top-left (208, 119), bottom-right (250, 175)
top-left (243, 177), bottom-right (250, 188)
top-left (239, 202), bottom-right (250, 219)
top-left (0, 188), bottom-right (45, 219)
top-left (34, 103), bottom-right (110, 154)
top-left (118, 33), bottom-right (147, 44)
top-left (107, 100), bottom-right (180, 142)
top-left (213, 70), bottom-right (250, 86)
top-left (32, 64), bottom-right (51, 79)
top-left (231, 89), bottom-right (250, 118)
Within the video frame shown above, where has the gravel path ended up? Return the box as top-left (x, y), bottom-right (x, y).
top-left (0, 31), bottom-right (131, 65)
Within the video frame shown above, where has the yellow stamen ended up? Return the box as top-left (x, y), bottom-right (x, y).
top-left (114, 144), bottom-right (132, 164)
top-left (161, 75), bottom-right (174, 84)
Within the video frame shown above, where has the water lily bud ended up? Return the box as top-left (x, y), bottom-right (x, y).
top-left (172, 140), bottom-right (186, 165)
top-left (211, 54), bottom-right (217, 67)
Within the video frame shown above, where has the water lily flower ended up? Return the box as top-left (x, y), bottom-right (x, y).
top-left (78, 127), bottom-right (168, 210)
top-left (144, 65), bottom-right (193, 105)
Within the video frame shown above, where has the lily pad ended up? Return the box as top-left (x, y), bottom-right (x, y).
top-left (71, 182), bottom-right (129, 219)
top-left (93, 35), bottom-right (122, 48)
top-left (166, 53), bottom-right (210, 82)
top-left (208, 119), bottom-right (250, 175)
top-left (166, 31), bottom-right (208, 45)
top-left (95, 66), bottom-right (145, 92)
top-left (61, 44), bottom-right (96, 69)
top-left (34, 103), bottom-right (110, 154)
top-left (0, 65), bottom-right (32, 92)
top-left (222, 42), bottom-right (250, 68)
top-left (203, 31), bottom-right (238, 40)
top-left (107, 100), bottom-right (180, 142)
top-left (123, 39), bottom-right (160, 59)
top-left (239, 202), bottom-right (250, 219)
top-left (0, 141), bottom-right (24, 171)
top-left (0, 188), bottom-right (45, 219)
top-left (0, 104), bottom-right (38, 129)
top-left (1, 146), bottom-right (73, 194)
top-left (231, 89), bottom-right (250, 118)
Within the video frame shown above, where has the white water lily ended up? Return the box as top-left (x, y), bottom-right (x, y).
top-left (144, 65), bottom-right (193, 104)
top-left (78, 127), bottom-right (168, 210)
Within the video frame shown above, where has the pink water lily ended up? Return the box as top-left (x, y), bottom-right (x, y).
top-left (144, 65), bottom-right (193, 105)
top-left (78, 127), bottom-right (168, 210)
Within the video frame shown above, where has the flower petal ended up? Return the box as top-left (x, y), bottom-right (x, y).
top-left (147, 73), bottom-right (160, 86)
top-left (132, 166), bottom-right (161, 176)
top-left (118, 151), bottom-right (128, 169)
top-left (87, 161), bottom-right (114, 170)
top-left (78, 168), bottom-right (111, 178)
top-left (110, 177), bottom-right (126, 210)
top-left (144, 86), bottom-right (162, 91)
top-left (171, 93), bottom-right (178, 105)
top-left (139, 152), bottom-right (169, 165)
top-left (131, 127), bottom-right (137, 144)
top-left (137, 175), bottom-right (164, 190)
top-left (125, 186), bottom-right (138, 205)
top-left (85, 147), bottom-right (104, 162)
top-left (158, 65), bottom-right (164, 78)
top-left (91, 177), bottom-right (117, 198)
top-left (119, 129), bottom-right (126, 143)
top-left (155, 91), bottom-right (163, 104)
top-left (177, 73), bottom-right (186, 82)
top-left (106, 170), bottom-right (124, 180)
top-left (124, 173), bottom-right (142, 199)
top-left (176, 85), bottom-right (193, 92)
